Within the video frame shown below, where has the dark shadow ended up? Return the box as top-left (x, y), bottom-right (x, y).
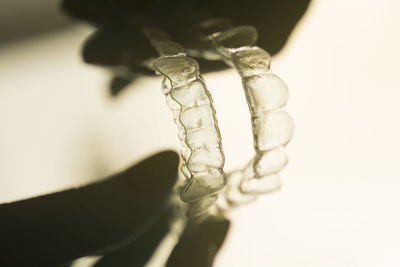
top-left (94, 207), bottom-right (174, 267)
top-left (0, 0), bottom-right (76, 45)
top-left (0, 151), bottom-right (179, 267)
top-left (166, 216), bottom-right (230, 267)
top-left (62, 0), bottom-right (311, 95)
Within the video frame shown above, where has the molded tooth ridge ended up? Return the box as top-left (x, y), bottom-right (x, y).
top-left (187, 147), bottom-right (224, 172)
top-left (240, 174), bottom-right (281, 194)
top-left (252, 109), bottom-right (294, 151)
top-left (146, 22), bottom-right (293, 208)
top-left (225, 170), bottom-right (257, 206)
top-left (204, 23), bottom-right (294, 199)
top-left (181, 170), bottom-right (226, 202)
top-left (148, 32), bottom-right (226, 204)
top-left (231, 47), bottom-right (271, 77)
top-left (154, 56), bottom-right (199, 87)
top-left (253, 147), bottom-right (288, 177)
top-left (243, 73), bottom-right (289, 113)
top-left (171, 79), bottom-right (210, 107)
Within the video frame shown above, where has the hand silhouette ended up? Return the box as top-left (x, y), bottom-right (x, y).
top-left (61, 0), bottom-right (310, 95)
top-left (0, 151), bottom-right (230, 267)
top-left (0, 151), bottom-right (179, 266)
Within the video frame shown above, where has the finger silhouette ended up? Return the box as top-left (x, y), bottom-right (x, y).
top-left (0, 151), bottom-right (179, 267)
top-left (166, 216), bottom-right (230, 267)
top-left (62, 0), bottom-right (311, 95)
top-left (94, 207), bottom-right (174, 267)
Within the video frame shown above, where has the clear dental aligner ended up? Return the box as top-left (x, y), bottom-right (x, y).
top-left (143, 28), bottom-right (226, 207)
top-left (187, 20), bottom-right (294, 204)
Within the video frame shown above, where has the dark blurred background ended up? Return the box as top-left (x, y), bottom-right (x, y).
top-left (0, 0), bottom-right (74, 44)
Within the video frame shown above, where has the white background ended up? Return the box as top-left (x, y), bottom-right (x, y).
top-left (1, 0), bottom-right (399, 266)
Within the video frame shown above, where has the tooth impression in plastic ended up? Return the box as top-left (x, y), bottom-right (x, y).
top-left (252, 109), bottom-right (294, 151)
top-left (254, 147), bottom-right (288, 177)
top-left (240, 174), bottom-right (281, 194)
top-left (206, 25), bottom-right (294, 199)
top-left (153, 53), bottom-right (226, 203)
top-left (144, 22), bottom-right (294, 209)
top-left (242, 73), bottom-right (289, 112)
top-left (232, 47), bottom-right (271, 76)
top-left (182, 170), bottom-right (225, 202)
